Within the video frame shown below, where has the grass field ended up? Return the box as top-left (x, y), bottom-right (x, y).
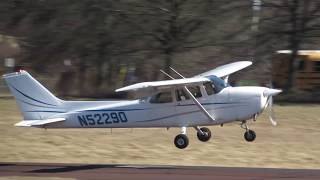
top-left (0, 98), bottom-right (320, 169)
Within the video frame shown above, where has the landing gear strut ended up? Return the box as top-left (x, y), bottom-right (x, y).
top-left (195, 127), bottom-right (212, 142)
top-left (241, 121), bottom-right (256, 142)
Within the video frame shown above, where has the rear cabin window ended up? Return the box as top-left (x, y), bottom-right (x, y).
top-left (150, 91), bottom-right (173, 103)
top-left (186, 86), bottom-right (202, 98)
top-left (175, 88), bottom-right (190, 101)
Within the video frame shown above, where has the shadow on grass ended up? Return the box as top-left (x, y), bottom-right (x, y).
top-left (27, 164), bottom-right (178, 173)
top-left (29, 165), bottom-right (114, 173)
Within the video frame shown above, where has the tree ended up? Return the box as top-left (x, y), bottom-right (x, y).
top-left (0, 0), bottom-right (259, 97)
top-left (118, 0), bottom-right (221, 76)
top-left (0, 0), bottom-right (133, 95)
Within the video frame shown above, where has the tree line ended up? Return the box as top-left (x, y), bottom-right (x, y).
top-left (0, 0), bottom-right (319, 96)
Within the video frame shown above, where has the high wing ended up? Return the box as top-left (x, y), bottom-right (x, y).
top-left (15, 118), bottom-right (66, 127)
top-left (195, 61), bottom-right (252, 78)
top-left (115, 77), bottom-right (210, 92)
top-left (116, 62), bottom-right (252, 123)
top-left (116, 61), bottom-right (251, 93)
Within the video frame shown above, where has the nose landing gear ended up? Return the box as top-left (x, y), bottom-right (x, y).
top-left (244, 129), bottom-right (256, 142)
top-left (241, 121), bottom-right (256, 142)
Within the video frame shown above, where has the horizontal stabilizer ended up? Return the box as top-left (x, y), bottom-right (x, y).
top-left (15, 118), bottom-right (66, 127)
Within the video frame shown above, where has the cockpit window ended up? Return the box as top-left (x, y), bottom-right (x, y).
top-left (204, 82), bottom-right (215, 95)
top-left (150, 91), bottom-right (173, 103)
top-left (186, 86), bottom-right (202, 98)
top-left (175, 88), bottom-right (190, 101)
top-left (206, 75), bottom-right (229, 93)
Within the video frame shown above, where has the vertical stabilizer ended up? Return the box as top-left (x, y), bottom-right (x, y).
top-left (2, 71), bottom-right (63, 120)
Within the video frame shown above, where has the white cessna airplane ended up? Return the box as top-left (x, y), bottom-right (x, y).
top-left (3, 61), bottom-right (281, 149)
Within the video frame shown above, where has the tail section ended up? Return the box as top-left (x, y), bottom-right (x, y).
top-left (2, 70), bottom-right (64, 120)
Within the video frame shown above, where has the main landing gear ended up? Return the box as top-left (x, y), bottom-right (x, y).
top-left (241, 121), bottom-right (256, 142)
top-left (195, 127), bottom-right (211, 142)
top-left (174, 126), bottom-right (212, 149)
top-left (174, 127), bottom-right (189, 149)
top-left (174, 134), bottom-right (189, 149)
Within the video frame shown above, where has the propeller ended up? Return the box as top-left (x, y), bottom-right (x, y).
top-left (267, 95), bottom-right (277, 126)
top-left (263, 88), bottom-right (282, 126)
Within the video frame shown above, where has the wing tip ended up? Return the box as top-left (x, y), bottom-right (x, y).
top-left (115, 87), bottom-right (130, 92)
top-left (239, 60), bottom-right (253, 65)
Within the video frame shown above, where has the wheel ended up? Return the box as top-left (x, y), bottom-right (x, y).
top-left (244, 130), bottom-right (256, 142)
top-left (197, 127), bottom-right (212, 142)
top-left (174, 134), bottom-right (189, 149)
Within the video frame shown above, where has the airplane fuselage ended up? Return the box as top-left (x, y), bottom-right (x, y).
top-left (44, 86), bottom-right (268, 129)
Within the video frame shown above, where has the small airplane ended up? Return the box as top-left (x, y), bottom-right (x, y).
top-left (3, 61), bottom-right (281, 149)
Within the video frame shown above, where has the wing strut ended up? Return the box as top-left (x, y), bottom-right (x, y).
top-left (161, 67), bottom-right (216, 122)
top-left (183, 87), bottom-right (215, 121)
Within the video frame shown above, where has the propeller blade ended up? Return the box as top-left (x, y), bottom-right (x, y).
top-left (268, 96), bottom-right (277, 126)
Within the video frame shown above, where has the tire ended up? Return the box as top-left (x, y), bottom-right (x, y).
top-left (244, 130), bottom-right (256, 142)
top-left (174, 134), bottom-right (189, 149)
top-left (197, 127), bottom-right (212, 142)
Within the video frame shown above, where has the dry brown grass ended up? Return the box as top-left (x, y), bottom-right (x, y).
top-left (0, 98), bottom-right (319, 169)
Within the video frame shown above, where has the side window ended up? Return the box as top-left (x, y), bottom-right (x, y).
top-left (150, 91), bottom-right (173, 103)
top-left (204, 82), bottom-right (215, 95)
top-left (175, 88), bottom-right (190, 101)
top-left (187, 86), bottom-right (202, 98)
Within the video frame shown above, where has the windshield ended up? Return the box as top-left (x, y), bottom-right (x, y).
top-left (205, 75), bottom-right (229, 93)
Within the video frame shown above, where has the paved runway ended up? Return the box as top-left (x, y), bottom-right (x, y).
top-left (0, 163), bottom-right (320, 180)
